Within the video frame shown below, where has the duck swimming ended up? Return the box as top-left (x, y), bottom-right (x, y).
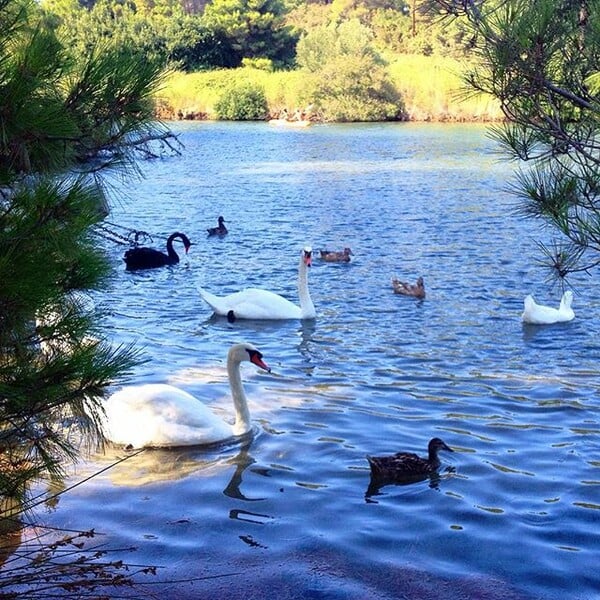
top-left (319, 247), bottom-right (353, 262)
top-left (123, 232), bottom-right (192, 271)
top-left (367, 437), bottom-right (454, 480)
top-left (207, 216), bottom-right (228, 236)
top-left (521, 290), bottom-right (574, 324)
top-left (391, 276), bottom-right (426, 299)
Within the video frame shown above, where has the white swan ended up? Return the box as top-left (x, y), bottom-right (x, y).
top-left (198, 246), bottom-right (316, 320)
top-left (521, 291), bottom-right (575, 324)
top-left (101, 343), bottom-right (270, 448)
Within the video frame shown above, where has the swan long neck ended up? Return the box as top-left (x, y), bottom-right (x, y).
top-left (228, 354), bottom-right (251, 435)
top-left (166, 233), bottom-right (179, 259)
top-left (298, 253), bottom-right (315, 318)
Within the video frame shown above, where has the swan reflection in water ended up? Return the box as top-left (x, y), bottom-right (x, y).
top-left (222, 444), bottom-right (267, 502)
top-left (296, 319), bottom-right (318, 364)
top-left (59, 431), bottom-right (259, 489)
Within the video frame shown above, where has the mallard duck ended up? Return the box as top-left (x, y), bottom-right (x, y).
top-left (123, 232), bottom-right (192, 271)
top-left (207, 216), bottom-right (228, 236)
top-left (367, 437), bottom-right (454, 480)
top-left (391, 276), bottom-right (425, 299)
top-left (521, 291), bottom-right (574, 324)
top-left (319, 247), bottom-right (353, 262)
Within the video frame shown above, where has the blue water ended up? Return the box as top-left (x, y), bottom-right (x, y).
top-left (35, 122), bottom-right (600, 598)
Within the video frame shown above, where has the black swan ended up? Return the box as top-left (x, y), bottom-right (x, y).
top-left (207, 216), bottom-right (228, 236)
top-left (123, 232), bottom-right (192, 271)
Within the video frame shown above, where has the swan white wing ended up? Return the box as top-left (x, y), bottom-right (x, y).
top-left (522, 297), bottom-right (572, 324)
top-left (198, 287), bottom-right (230, 314)
top-left (103, 384), bottom-right (233, 448)
top-left (199, 287), bottom-right (301, 319)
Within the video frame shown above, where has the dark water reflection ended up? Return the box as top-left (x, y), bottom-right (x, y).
top-left (31, 122), bottom-right (599, 599)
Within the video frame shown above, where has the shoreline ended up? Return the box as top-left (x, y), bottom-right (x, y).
top-left (156, 106), bottom-right (503, 124)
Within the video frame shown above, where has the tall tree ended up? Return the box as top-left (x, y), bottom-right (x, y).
top-left (201, 0), bottom-right (298, 66)
top-left (41, 0), bottom-right (177, 63)
top-left (428, 0), bottom-right (600, 279)
top-left (296, 19), bottom-right (404, 121)
top-left (0, 0), bottom-right (166, 516)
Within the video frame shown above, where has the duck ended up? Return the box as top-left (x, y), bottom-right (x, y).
top-left (123, 232), bottom-right (192, 271)
top-left (198, 246), bottom-right (316, 321)
top-left (207, 216), bottom-right (228, 236)
top-left (319, 247), bottom-right (353, 263)
top-left (101, 343), bottom-right (270, 449)
top-left (391, 276), bottom-right (426, 299)
top-left (521, 290), bottom-right (574, 324)
top-left (367, 437), bottom-right (454, 480)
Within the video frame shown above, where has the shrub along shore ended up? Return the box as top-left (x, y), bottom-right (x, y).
top-left (156, 55), bottom-right (503, 123)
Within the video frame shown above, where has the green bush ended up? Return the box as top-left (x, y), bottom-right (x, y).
top-left (307, 56), bottom-right (404, 121)
top-left (241, 57), bottom-right (274, 71)
top-left (297, 20), bottom-right (404, 122)
top-left (214, 82), bottom-right (268, 120)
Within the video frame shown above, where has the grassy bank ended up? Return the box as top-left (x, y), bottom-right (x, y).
top-left (156, 54), bottom-right (502, 122)
top-left (387, 55), bottom-right (500, 122)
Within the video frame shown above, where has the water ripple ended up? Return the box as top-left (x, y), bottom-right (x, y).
top-left (35, 122), bottom-right (600, 600)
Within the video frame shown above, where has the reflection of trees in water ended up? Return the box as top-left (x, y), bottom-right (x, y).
top-left (0, 497), bottom-right (22, 571)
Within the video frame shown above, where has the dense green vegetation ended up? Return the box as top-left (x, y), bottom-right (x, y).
top-left (1, 0), bottom-right (169, 593)
top-left (158, 54), bottom-right (500, 121)
top-left (40, 0), bottom-right (503, 121)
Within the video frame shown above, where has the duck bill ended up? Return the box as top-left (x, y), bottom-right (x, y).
top-left (442, 442), bottom-right (454, 452)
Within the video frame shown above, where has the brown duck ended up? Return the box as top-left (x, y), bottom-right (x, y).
top-left (207, 216), bottom-right (228, 236)
top-left (391, 276), bottom-right (425, 299)
top-left (319, 247), bottom-right (353, 262)
top-left (367, 437), bottom-right (453, 480)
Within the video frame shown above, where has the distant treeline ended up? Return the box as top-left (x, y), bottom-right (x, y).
top-left (40, 0), bottom-right (501, 121)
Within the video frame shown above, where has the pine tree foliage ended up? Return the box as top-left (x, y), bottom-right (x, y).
top-left (428, 0), bottom-right (600, 279)
top-left (1, 0), bottom-right (163, 511)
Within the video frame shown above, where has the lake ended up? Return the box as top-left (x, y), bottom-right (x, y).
top-left (29, 122), bottom-right (600, 599)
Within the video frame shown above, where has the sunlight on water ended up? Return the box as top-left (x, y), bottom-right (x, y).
top-left (25, 122), bottom-right (600, 600)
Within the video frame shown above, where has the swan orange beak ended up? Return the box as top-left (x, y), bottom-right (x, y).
top-left (303, 252), bottom-right (312, 267)
top-left (250, 351), bottom-right (271, 373)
